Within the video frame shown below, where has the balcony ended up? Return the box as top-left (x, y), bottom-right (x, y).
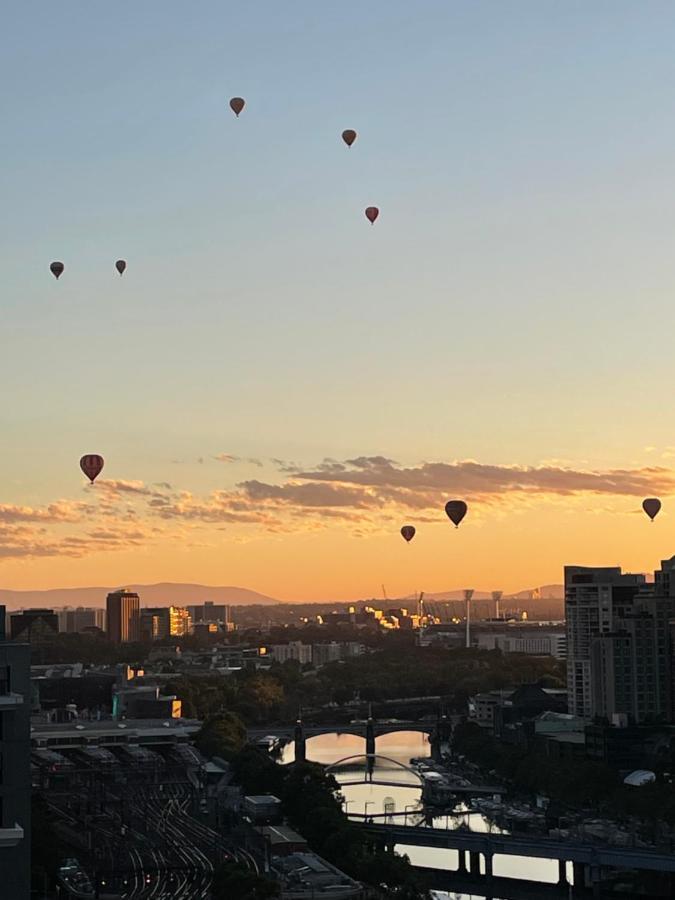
top-left (0, 825), bottom-right (24, 847)
top-left (0, 692), bottom-right (24, 710)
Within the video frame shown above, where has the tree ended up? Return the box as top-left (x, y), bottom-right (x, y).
top-left (195, 712), bottom-right (246, 760)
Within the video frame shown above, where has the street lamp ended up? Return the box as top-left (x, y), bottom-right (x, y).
top-left (364, 801), bottom-right (373, 820)
top-left (404, 804), bottom-right (416, 826)
top-left (343, 799), bottom-right (352, 816)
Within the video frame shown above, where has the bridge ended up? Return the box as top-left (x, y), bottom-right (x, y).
top-left (358, 821), bottom-right (675, 895)
top-left (246, 721), bottom-right (434, 741)
top-left (248, 711), bottom-right (449, 764)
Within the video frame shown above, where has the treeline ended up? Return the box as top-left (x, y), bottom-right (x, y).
top-left (167, 646), bottom-right (564, 725)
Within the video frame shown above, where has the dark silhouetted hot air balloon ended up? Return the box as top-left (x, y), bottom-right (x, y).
top-left (643, 498), bottom-right (661, 521)
top-left (229, 97), bottom-right (245, 117)
top-left (445, 500), bottom-right (467, 528)
top-left (401, 525), bottom-right (416, 543)
top-left (365, 207), bottom-right (379, 224)
top-left (115, 260), bottom-right (126, 275)
top-left (342, 129), bottom-right (357, 147)
top-left (50, 262), bottom-right (64, 280)
top-left (80, 454), bottom-right (104, 484)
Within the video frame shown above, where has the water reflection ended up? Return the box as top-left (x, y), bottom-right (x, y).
top-left (280, 731), bottom-right (429, 820)
top-left (279, 730), bottom-right (568, 895)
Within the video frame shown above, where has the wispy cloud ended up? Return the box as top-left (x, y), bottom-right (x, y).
top-left (214, 454), bottom-right (263, 467)
top-left (0, 500), bottom-right (91, 524)
top-left (289, 457), bottom-right (675, 500)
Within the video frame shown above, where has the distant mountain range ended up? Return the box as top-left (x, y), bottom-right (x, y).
top-left (0, 583), bottom-right (279, 610)
top-left (0, 582), bottom-right (564, 611)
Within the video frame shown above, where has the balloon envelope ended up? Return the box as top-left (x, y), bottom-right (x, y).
top-left (642, 498), bottom-right (661, 521)
top-left (365, 207), bottom-right (379, 224)
top-left (342, 129), bottom-right (357, 147)
top-left (445, 500), bottom-right (468, 528)
top-left (80, 454), bottom-right (104, 484)
top-left (400, 525), bottom-right (416, 543)
top-left (50, 261), bottom-right (64, 280)
top-left (229, 97), bottom-right (245, 117)
top-left (115, 260), bottom-right (126, 275)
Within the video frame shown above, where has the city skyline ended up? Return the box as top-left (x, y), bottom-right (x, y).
top-left (6, 3), bottom-right (675, 598)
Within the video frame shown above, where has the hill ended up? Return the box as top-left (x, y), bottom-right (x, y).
top-left (0, 583), bottom-right (279, 610)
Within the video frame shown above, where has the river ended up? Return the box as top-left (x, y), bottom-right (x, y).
top-left (280, 730), bottom-right (573, 900)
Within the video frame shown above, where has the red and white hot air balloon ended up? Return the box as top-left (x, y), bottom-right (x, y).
top-left (642, 498), bottom-right (661, 522)
top-left (80, 454), bottom-right (104, 484)
top-left (229, 97), bottom-right (245, 117)
top-left (50, 261), bottom-right (64, 280)
top-left (365, 207), bottom-right (379, 225)
top-left (400, 525), bottom-right (416, 543)
top-left (115, 260), bottom-right (127, 276)
top-left (342, 129), bottom-right (357, 147)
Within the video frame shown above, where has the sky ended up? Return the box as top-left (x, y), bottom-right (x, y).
top-left (3, 2), bottom-right (675, 599)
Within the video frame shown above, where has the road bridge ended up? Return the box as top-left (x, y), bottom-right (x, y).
top-left (359, 821), bottom-right (675, 895)
top-left (360, 821), bottom-right (675, 871)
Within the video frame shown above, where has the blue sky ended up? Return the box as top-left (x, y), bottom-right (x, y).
top-left (4, 2), bottom-right (675, 595)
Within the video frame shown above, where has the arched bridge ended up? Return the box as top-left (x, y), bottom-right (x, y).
top-left (247, 721), bottom-right (434, 742)
top-left (248, 715), bottom-right (451, 764)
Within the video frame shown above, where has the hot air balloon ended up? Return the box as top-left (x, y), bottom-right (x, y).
top-left (115, 260), bottom-right (126, 276)
top-left (80, 454), bottom-right (104, 484)
top-left (50, 262), bottom-right (64, 280)
top-left (643, 498), bottom-right (661, 521)
top-left (365, 207), bottom-right (379, 225)
top-left (342, 129), bottom-right (357, 147)
top-left (229, 97), bottom-right (245, 117)
top-left (401, 525), bottom-right (416, 543)
top-left (445, 500), bottom-right (467, 528)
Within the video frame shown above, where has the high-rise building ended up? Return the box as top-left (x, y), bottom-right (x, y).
top-left (565, 566), bottom-right (645, 719)
top-left (0, 610), bottom-right (31, 899)
top-left (140, 607), bottom-right (168, 641)
top-left (10, 608), bottom-right (58, 643)
top-left (169, 606), bottom-right (191, 637)
top-left (106, 590), bottom-right (140, 643)
top-left (187, 601), bottom-right (230, 625)
top-left (140, 606), bottom-right (191, 641)
top-left (57, 607), bottom-right (106, 634)
top-left (566, 560), bottom-right (675, 723)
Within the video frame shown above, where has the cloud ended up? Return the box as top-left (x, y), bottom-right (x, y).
top-left (0, 494), bottom-right (167, 561)
top-left (214, 453), bottom-right (239, 464)
top-left (149, 490), bottom-right (284, 527)
top-left (214, 454), bottom-right (263, 467)
top-left (4, 453), bottom-right (675, 561)
top-left (237, 479), bottom-right (378, 509)
top-left (93, 479), bottom-right (167, 498)
top-left (0, 500), bottom-right (90, 524)
top-left (289, 457), bottom-right (675, 501)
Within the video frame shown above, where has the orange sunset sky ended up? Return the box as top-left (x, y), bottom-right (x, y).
top-left (4, 3), bottom-right (675, 599)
